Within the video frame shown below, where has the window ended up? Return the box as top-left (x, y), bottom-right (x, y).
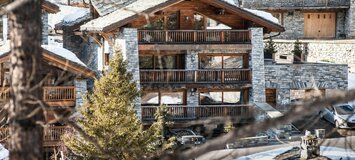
top-left (0, 17), bottom-right (3, 42)
top-left (194, 13), bottom-right (205, 30)
top-left (167, 12), bottom-right (179, 30)
top-left (141, 91), bottom-right (185, 105)
top-left (199, 91), bottom-right (241, 105)
top-left (139, 54), bottom-right (185, 69)
top-left (141, 12), bottom-right (179, 30)
top-left (199, 54), bottom-right (244, 69)
top-left (104, 53), bottom-right (110, 66)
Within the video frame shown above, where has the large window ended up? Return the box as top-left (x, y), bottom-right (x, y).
top-left (142, 12), bottom-right (179, 30)
top-left (199, 54), bottom-right (245, 69)
top-left (199, 91), bottom-right (242, 105)
top-left (141, 91), bottom-right (185, 105)
top-left (139, 54), bottom-right (185, 69)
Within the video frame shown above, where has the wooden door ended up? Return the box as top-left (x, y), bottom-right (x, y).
top-left (304, 13), bottom-right (336, 39)
top-left (265, 89), bottom-right (277, 107)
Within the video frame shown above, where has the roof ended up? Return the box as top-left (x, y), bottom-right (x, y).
top-left (49, 4), bottom-right (90, 29)
top-left (0, 42), bottom-right (95, 78)
top-left (42, 1), bottom-right (61, 13)
top-left (90, 0), bottom-right (137, 16)
top-left (81, 0), bottom-right (284, 33)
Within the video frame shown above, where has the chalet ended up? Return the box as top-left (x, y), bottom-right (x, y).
top-left (78, 0), bottom-right (285, 128)
top-left (0, 1), bottom-right (96, 159)
top-left (242, 0), bottom-right (355, 39)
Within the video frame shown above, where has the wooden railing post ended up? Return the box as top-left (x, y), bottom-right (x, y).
top-left (220, 31), bottom-right (225, 43)
top-left (165, 30), bottom-right (169, 43)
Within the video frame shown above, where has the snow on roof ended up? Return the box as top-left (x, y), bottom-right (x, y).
top-left (0, 41), bottom-right (10, 57)
top-left (42, 45), bottom-right (86, 67)
top-left (222, 0), bottom-right (237, 6)
top-left (81, 0), bottom-right (171, 31)
top-left (349, 73), bottom-right (355, 89)
top-left (243, 8), bottom-right (279, 24)
top-left (48, 4), bottom-right (90, 29)
top-left (0, 144), bottom-right (9, 160)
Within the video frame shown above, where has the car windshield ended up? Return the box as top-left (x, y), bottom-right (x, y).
top-left (335, 105), bottom-right (354, 115)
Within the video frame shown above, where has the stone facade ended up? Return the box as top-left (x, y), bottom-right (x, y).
top-left (346, 0), bottom-right (355, 38)
top-left (250, 28), bottom-right (266, 103)
top-left (272, 40), bottom-right (355, 73)
top-left (42, 12), bottom-right (49, 45)
top-left (242, 0), bottom-right (349, 8)
top-left (75, 79), bottom-right (88, 108)
top-left (264, 63), bottom-right (348, 106)
top-left (116, 28), bottom-right (141, 118)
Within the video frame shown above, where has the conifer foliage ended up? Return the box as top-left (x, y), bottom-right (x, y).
top-left (64, 49), bottom-right (158, 159)
top-left (292, 39), bottom-right (303, 62)
top-left (264, 38), bottom-right (277, 59)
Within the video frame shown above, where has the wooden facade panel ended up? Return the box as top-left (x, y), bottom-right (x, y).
top-left (304, 12), bottom-right (336, 38)
top-left (180, 10), bottom-right (194, 30)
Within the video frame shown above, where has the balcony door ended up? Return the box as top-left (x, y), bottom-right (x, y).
top-left (304, 12), bottom-right (336, 39)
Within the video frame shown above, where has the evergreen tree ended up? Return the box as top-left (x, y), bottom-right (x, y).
top-left (264, 38), bottom-right (277, 59)
top-left (64, 49), bottom-right (159, 159)
top-left (292, 39), bottom-right (303, 62)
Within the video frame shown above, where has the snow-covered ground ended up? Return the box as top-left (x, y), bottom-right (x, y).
top-left (236, 146), bottom-right (355, 160)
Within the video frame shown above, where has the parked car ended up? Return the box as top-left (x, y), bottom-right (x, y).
top-left (319, 104), bottom-right (355, 129)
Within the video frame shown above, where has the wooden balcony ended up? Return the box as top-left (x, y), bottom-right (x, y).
top-left (138, 30), bottom-right (250, 44)
top-left (0, 126), bottom-right (71, 147)
top-left (140, 69), bottom-right (251, 84)
top-left (142, 105), bottom-right (255, 121)
top-left (0, 86), bottom-right (76, 107)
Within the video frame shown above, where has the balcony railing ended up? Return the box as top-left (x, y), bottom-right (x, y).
top-left (0, 126), bottom-right (71, 146)
top-left (138, 30), bottom-right (251, 44)
top-left (140, 69), bottom-right (251, 83)
top-left (0, 86), bottom-right (76, 106)
top-left (142, 105), bottom-right (254, 121)
top-left (243, 0), bottom-right (349, 8)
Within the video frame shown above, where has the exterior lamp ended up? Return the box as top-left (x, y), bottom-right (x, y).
top-left (190, 88), bottom-right (197, 96)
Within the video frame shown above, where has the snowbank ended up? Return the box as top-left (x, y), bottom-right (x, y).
top-left (236, 146), bottom-right (355, 160)
top-left (42, 45), bottom-right (86, 67)
top-left (48, 4), bottom-right (90, 28)
top-left (243, 8), bottom-right (279, 24)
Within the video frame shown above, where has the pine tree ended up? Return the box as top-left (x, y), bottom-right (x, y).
top-left (64, 49), bottom-right (159, 159)
top-left (264, 38), bottom-right (277, 60)
top-left (292, 39), bottom-right (303, 63)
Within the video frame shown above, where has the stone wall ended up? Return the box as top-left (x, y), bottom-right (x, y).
top-left (116, 28), bottom-right (141, 119)
top-left (250, 28), bottom-right (266, 103)
top-left (42, 12), bottom-right (49, 45)
top-left (264, 63), bottom-right (348, 106)
top-left (272, 40), bottom-right (355, 73)
top-left (75, 79), bottom-right (88, 108)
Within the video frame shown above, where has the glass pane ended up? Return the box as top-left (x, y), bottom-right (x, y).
top-left (223, 92), bottom-right (241, 104)
top-left (199, 55), bottom-right (222, 69)
top-left (194, 13), bottom-right (204, 30)
top-left (223, 56), bottom-right (243, 69)
top-left (141, 92), bottom-right (159, 105)
top-left (161, 92), bottom-right (184, 105)
top-left (155, 55), bottom-right (177, 69)
top-left (206, 18), bottom-right (231, 30)
top-left (139, 55), bottom-right (154, 69)
top-left (142, 18), bottom-right (164, 30)
top-left (167, 12), bottom-right (178, 30)
top-left (200, 92), bottom-right (222, 105)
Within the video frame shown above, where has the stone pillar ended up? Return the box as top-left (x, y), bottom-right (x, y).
top-left (42, 12), bottom-right (48, 45)
top-left (116, 28), bottom-right (141, 119)
top-left (75, 79), bottom-right (88, 108)
top-left (346, 0), bottom-right (355, 38)
top-left (250, 28), bottom-right (266, 103)
top-left (186, 50), bottom-right (199, 107)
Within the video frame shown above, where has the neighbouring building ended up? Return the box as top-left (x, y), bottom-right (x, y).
top-left (0, 1), bottom-right (96, 159)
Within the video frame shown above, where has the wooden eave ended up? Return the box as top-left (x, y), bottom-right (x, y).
top-left (42, 1), bottom-right (60, 14)
top-left (96, 0), bottom-right (284, 33)
top-left (0, 49), bottom-right (96, 79)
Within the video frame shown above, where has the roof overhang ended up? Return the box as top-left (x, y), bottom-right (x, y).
top-left (81, 0), bottom-right (284, 33)
top-left (42, 1), bottom-right (60, 14)
top-left (0, 48), bottom-right (96, 79)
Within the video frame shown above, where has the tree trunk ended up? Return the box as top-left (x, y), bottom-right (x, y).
top-left (8, 0), bottom-right (44, 159)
